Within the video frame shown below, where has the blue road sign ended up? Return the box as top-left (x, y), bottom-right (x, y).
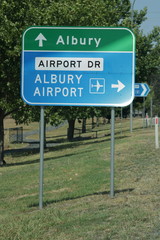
top-left (135, 83), bottom-right (150, 97)
top-left (21, 27), bottom-right (135, 107)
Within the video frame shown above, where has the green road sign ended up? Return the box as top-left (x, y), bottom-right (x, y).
top-left (23, 26), bottom-right (134, 52)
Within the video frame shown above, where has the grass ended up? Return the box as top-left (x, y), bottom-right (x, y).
top-left (0, 117), bottom-right (160, 239)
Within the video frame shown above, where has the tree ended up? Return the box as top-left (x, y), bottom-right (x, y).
top-left (0, 0), bottom-right (132, 162)
top-left (120, 7), bottom-right (160, 116)
top-left (0, 1), bottom-right (24, 165)
top-left (1, 0), bottom-right (159, 165)
top-left (0, 0), bottom-right (54, 165)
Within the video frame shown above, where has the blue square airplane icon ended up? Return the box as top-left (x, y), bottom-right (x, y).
top-left (90, 78), bottom-right (105, 94)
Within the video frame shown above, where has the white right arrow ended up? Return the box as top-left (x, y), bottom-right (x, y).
top-left (141, 83), bottom-right (147, 96)
top-left (35, 33), bottom-right (47, 47)
top-left (111, 80), bottom-right (125, 92)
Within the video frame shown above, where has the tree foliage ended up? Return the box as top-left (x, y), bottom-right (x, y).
top-left (0, 0), bottom-right (160, 164)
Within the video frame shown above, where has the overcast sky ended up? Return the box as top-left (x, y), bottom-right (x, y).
top-left (133, 0), bottom-right (160, 34)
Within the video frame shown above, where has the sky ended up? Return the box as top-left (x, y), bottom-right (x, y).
top-left (133, 0), bottom-right (160, 34)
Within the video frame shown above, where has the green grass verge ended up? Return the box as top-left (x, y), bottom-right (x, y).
top-left (0, 118), bottom-right (160, 240)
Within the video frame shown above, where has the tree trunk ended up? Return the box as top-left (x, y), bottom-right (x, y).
top-left (103, 117), bottom-right (107, 125)
top-left (82, 118), bottom-right (86, 133)
top-left (96, 117), bottom-right (99, 127)
top-left (67, 119), bottom-right (75, 141)
top-left (0, 110), bottom-right (6, 166)
top-left (92, 117), bottom-right (95, 129)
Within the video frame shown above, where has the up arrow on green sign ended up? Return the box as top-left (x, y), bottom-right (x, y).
top-left (35, 33), bottom-right (47, 47)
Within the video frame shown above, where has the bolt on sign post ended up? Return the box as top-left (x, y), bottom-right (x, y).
top-left (21, 27), bottom-right (135, 208)
top-left (155, 116), bottom-right (159, 149)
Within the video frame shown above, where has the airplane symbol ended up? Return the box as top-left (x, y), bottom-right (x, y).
top-left (91, 80), bottom-right (104, 92)
top-left (90, 78), bottom-right (105, 94)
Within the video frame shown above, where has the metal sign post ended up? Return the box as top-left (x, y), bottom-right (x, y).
top-left (39, 106), bottom-right (44, 209)
top-left (155, 116), bottom-right (159, 149)
top-left (143, 98), bottom-right (146, 128)
top-left (110, 108), bottom-right (115, 197)
top-left (150, 97), bottom-right (153, 128)
top-left (130, 102), bottom-right (133, 133)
